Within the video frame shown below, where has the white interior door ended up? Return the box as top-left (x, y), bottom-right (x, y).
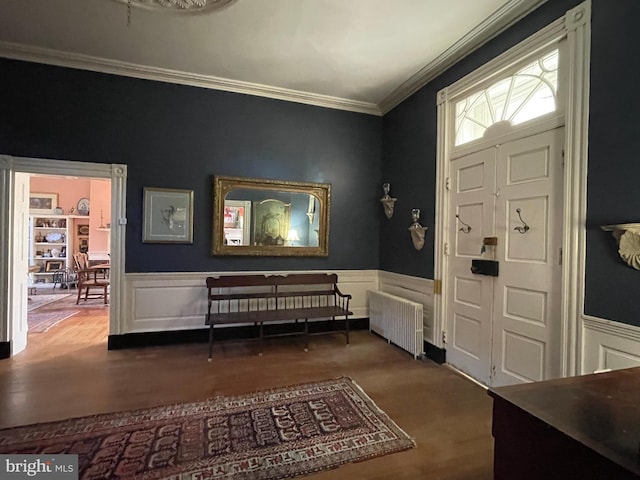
top-left (446, 148), bottom-right (497, 385)
top-left (10, 172), bottom-right (30, 354)
top-left (446, 128), bottom-right (564, 387)
top-left (491, 128), bottom-right (564, 386)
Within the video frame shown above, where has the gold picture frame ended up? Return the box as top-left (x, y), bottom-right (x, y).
top-left (45, 260), bottom-right (63, 272)
top-left (212, 175), bottom-right (330, 257)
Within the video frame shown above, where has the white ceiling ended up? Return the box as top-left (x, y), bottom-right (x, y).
top-left (0, 0), bottom-right (546, 115)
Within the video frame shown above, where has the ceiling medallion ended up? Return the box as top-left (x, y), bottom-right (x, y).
top-left (114, 0), bottom-right (237, 14)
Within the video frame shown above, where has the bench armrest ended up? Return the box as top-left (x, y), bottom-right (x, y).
top-left (335, 285), bottom-right (352, 299)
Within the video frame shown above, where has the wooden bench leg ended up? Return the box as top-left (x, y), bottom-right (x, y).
top-left (345, 315), bottom-right (350, 346)
top-left (304, 319), bottom-right (309, 352)
top-left (208, 324), bottom-right (214, 362)
top-left (259, 322), bottom-right (264, 356)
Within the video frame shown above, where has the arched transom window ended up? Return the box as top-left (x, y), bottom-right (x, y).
top-left (454, 49), bottom-right (559, 146)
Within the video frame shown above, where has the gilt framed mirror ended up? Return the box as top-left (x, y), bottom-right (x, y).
top-left (212, 175), bottom-right (330, 256)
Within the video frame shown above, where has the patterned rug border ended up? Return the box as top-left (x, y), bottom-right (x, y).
top-left (27, 293), bottom-right (72, 312)
top-left (28, 310), bottom-right (80, 333)
top-left (0, 377), bottom-right (415, 479)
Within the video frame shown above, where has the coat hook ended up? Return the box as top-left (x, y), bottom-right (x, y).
top-left (514, 208), bottom-right (530, 234)
top-left (456, 214), bottom-right (472, 234)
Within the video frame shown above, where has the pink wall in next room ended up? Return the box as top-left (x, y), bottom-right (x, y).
top-left (30, 177), bottom-right (90, 214)
top-left (30, 176), bottom-right (111, 254)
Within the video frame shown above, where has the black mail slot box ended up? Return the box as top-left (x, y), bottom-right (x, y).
top-left (471, 259), bottom-right (499, 277)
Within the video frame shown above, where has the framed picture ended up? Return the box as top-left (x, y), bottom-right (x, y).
top-left (29, 193), bottom-right (58, 214)
top-left (143, 187), bottom-right (194, 244)
top-left (45, 260), bottom-right (64, 272)
top-left (77, 224), bottom-right (90, 236)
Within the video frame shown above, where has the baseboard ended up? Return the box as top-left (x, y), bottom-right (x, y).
top-left (0, 341), bottom-right (9, 359)
top-left (108, 318), bottom-right (369, 350)
top-left (424, 341), bottom-right (446, 364)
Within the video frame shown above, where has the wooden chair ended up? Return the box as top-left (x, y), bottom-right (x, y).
top-left (73, 253), bottom-right (109, 304)
top-left (73, 253), bottom-right (89, 271)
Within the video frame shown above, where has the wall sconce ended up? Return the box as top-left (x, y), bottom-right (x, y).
top-left (601, 223), bottom-right (640, 270)
top-left (380, 183), bottom-right (397, 219)
top-left (408, 208), bottom-right (428, 251)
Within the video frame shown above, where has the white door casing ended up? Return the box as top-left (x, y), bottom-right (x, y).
top-left (434, 1), bottom-right (590, 380)
top-left (0, 156), bottom-right (127, 357)
top-left (9, 172), bottom-right (30, 354)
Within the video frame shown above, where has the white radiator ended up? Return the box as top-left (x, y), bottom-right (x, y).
top-left (368, 291), bottom-right (424, 359)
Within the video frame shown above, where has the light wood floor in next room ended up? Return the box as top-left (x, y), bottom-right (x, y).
top-left (0, 303), bottom-right (495, 480)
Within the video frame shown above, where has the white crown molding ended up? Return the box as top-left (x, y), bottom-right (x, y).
top-left (0, 0), bottom-right (548, 117)
top-left (0, 41), bottom-right (381, 116)
top-left (379, 0), bottom-right (548, 115)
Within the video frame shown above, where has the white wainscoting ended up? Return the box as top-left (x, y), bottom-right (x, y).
top-left (581, 315), bottom-right (640, 374)
top-left (378, 271), bottom-right (434, 344)
top-left (121, 270), bottom-right (378, 335)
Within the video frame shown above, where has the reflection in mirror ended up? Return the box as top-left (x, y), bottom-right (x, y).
top-left (212, 175), bottom-right (330, 256)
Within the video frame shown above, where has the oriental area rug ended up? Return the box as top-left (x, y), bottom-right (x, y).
top-left (0, 377), bottom-right (415, 480)
top-left (28, 310), bottom-right (80, 333)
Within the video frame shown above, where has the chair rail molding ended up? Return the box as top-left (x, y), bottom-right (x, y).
top-left (123, 270), bottom-right (377, 334)
top-left (582, 314), bottom-right (640, 374)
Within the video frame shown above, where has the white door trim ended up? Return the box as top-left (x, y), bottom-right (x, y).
top-left (0, 155), bottom-right (127, 353)
top-left (434, 1), bottom-right (591, 377)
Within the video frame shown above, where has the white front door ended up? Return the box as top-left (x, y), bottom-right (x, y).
top-left (10, 172), bottom-right (30, 354)
top-left (446, 128), bottom-right (564, 387)
top-left (446, 147), bottom-right (497, 385)
top-left (491, 128), bottom-right (564, 385)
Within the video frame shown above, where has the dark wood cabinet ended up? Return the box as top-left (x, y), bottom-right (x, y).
top-left (489, 368), bottom-right (640, 480)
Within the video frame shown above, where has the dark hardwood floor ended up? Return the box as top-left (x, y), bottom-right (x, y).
top-left (0, 297), bottom-right (495, 479)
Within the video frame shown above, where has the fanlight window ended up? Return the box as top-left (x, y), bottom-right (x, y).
top-left (455, 49), bottom-right (559, 146)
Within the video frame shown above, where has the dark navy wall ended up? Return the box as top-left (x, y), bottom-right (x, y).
top-left (381, 0), bottom-right (640, 327)
top-left (380, 0), bottom-right (581, 279)
top-left (0, 60), bottom-right (382, 272)
top-left (584, 0), bottom-right (640, 325)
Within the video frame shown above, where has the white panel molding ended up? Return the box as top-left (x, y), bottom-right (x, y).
top-left (123, 269), bottom-right (377, 334)
top-left (0, 41), bottom-right (381, 116)
top-left (379, 0), bottom-right (549, 114)
top-left (582, 315), bottom-right (640, 374)
top-left (378, 271), bottom-right (434, 343)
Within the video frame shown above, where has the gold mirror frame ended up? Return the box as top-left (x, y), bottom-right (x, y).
top-left (212, 175), bottom-right (330, 256)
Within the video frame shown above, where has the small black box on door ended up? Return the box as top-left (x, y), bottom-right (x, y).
top-left (471, 259), bottom-right (499, 276)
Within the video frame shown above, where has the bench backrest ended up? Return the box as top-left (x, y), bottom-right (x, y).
top-left (206, 273), bottom-right (338, 289)
top-left (206, 273), bottom-right (341, 313)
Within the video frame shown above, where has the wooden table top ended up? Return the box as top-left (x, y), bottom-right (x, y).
top-left (489, 367), bottom-right (640, 476)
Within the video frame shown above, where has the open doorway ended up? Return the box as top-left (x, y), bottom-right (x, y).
top-left (0, 156), bottom-right (126, 358)
top-left (26, 174), bottom-right (111, 344)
